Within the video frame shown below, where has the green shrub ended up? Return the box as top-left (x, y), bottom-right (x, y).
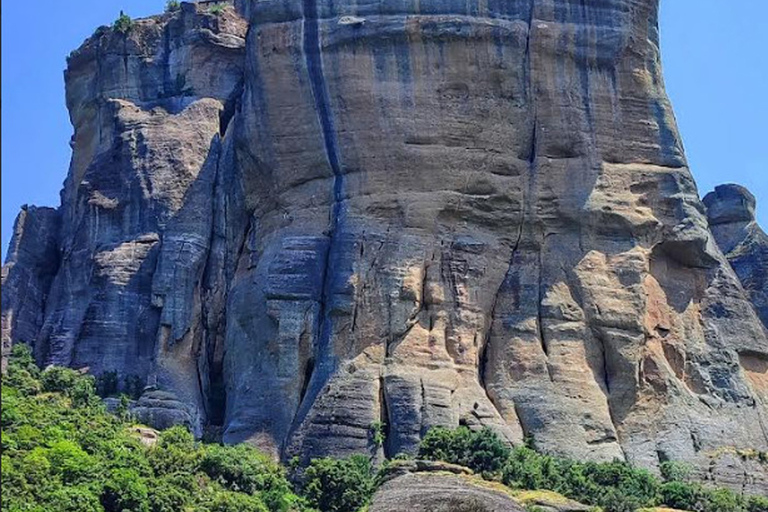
top-left (208, 3), bottom-right (226, 15)
top-left (20, 447), bottom-right (53, 485)
top-left (113, 11), bottom-right (133, 33)
top-left (165, 0), bottom-right (181, 12)
top-left (41, 366), bottom-right (81, 394)
top-left (45, 485), bottom-right (103, 512)
top-left (1, 348), bottom-right (307, 512)
top-left (303, 455), bottom-right (374, 512)
top-left (3, 345), bottom-right (41, 395)
top-left (207, 491), bottom-right (270, 512)
top-left (705, 487), bottom-right (746, 512)
top-left (581, 461), bottom-right (659, 505)
top-left (148, 476), bottom-right (190, 512)
top-left (101, 468), bottom-right (150, 512)
top-left (201, 443), bottom-right (300, 511)
top-left (370, 421), bottom-right (386, 447)
top-left (599, 488), bottom-right (643, 512)
top-left (749, 496), bottom-right (768, 512)
top-left (148, 425), bottom-right (200, 476)
top-left (419, 426), bottom-right (511, 475)
top-left (96, 371), bottom-right (119, 397)
top-left (660, 460), bottom-right (692, 482)
top-left (660, 481), bottom-right (709, 511)
top-left (125, 374), bottom-right (145, 400)
top-left (47, 440), bottom-right (97, 484)
top-left (502, 446), bottom-right (558, 490)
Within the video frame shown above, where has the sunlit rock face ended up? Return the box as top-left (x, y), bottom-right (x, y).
top-left (2, 0), bottom-right (767, 494)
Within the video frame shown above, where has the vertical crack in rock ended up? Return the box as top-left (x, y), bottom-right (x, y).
top-left (302, 0), bottom-right (345, 379)
top-left (591, 328), bottom-right (622, 448)
top-left (302, 0), bottom-right (343, 211)
top-left (479, 0), bottom-right (538, 421)
top-left (419, 377), bottom-right (427, 437)
top-left (537, 249), bottom-right (554, 384)
top-left (379, 373), bottom-right (392, 459)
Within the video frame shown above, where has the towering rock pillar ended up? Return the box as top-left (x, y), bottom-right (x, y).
top-left (705, 184), bottom-right (768, 330)
top-left (2, 0), bottom-right (767, 493)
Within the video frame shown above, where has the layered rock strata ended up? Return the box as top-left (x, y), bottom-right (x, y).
top-left (2, 0), bottom-right (767, 492)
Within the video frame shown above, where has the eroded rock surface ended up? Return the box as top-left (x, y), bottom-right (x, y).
top-left (1, 206), bottom-right (60, 373)
top-left (370, 462), bottom-right (523, 512)
top-left (2, 0), bottom-right (767, 493)
top-left (705, 184), bottom-right (768, 330)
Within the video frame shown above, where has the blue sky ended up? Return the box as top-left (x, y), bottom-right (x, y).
top-left (2, 1), bottom-right (767, 260)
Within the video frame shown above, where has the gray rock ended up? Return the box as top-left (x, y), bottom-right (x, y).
top-left (705, 184), bottom-right (768, 329)
top-left (2, 0), bottom-right (767, 495)
top-left (1, 206), bottom-right (60, 372)
top-left (370, 462), bottom-right (523, 512)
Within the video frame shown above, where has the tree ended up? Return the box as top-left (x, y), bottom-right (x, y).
top-left (101, 468), bottom-right (150, 512)
top-left (303, 456), bottom-right (374, 512)
top-left (114, 11), bottom-right (133, 34)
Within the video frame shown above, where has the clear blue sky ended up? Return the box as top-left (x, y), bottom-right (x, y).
top-left (2, 1), bottom-right (767, 260)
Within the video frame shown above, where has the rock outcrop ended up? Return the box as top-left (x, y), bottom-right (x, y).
top-left (370, 461), bottom-right (524, 512)
top-left (2, 0), bottom-right (767, 493)
top-left (705, 184), bottom-right (768, 330)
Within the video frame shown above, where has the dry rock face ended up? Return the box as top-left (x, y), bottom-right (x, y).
top-left (2, 0), bottom-right (768, 492)
top-left (370, 461), bottom-right (524, 512)
top-left (705, 185), bottom-right (768, 331)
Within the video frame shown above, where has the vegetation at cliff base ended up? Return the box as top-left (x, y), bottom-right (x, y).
top-left (417, 426), bottom-right (768, 512)
top-left (2, 345), bottom-right (767, 512)
top-left (1, 345), bottom-right (311, 512)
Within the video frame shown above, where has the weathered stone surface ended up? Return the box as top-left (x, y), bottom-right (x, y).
top-left (705, 184), bottom-right (768, 330)
top-left (511, 490), bottom-right (593, 512)
top-left (2, 3), bottom-right (247, 435)
top-left (1, 206), bottom-right (60, 372)
top-left (2, 0), bottom-right (767, 495)
top-left (370, 463), bottom-right (523, 512)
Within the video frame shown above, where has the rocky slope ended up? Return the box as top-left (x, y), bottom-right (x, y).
top-left (2, 0), bottom-right (767, 492)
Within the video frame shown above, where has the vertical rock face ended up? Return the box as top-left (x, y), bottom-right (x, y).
top-left (2, 2), bottom-right (248, 433)
top-left (2, 207), bottom-right (61, 373)
top-left (2, 0), bottom-right (767, 491)
top-left (705, 184), bottom-right (768, 330)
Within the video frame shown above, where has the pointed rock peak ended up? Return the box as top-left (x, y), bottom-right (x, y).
top-left (704, 183), bottom-right (757, 225)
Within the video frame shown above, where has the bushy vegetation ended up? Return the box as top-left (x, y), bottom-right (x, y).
top-left (113, 10), bottom-right (133, 34)
top-left (418, 426), bottom-right (767, 512)
top-left (165, 0), bottom-right (181, 12)
top-left (419, 425), bottom-right (511, 477)
top-left (1, 345), bottom-right (311, 512)
top-left (300, 456), bottom-right (374, 512)
top-left (208, 3), bottom-right (226, 16)
top-left (3, 346), bottom-right (766, 512)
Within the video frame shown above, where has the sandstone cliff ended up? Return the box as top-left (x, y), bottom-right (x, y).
top-left (2, 0), bottom-right (767, 493)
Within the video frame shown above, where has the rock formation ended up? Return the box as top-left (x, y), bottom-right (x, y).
top-left (2, 0), bottom-right (768, 492)
top-left (370, 461), bottom-right (524, 512)
top-left (705, 184), bottom-right (768, 330)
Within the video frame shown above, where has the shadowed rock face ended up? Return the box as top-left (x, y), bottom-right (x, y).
top-left (2, 0), bottom-right (767, 492)
top-left (705, 184), bottom-right (768, 330)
